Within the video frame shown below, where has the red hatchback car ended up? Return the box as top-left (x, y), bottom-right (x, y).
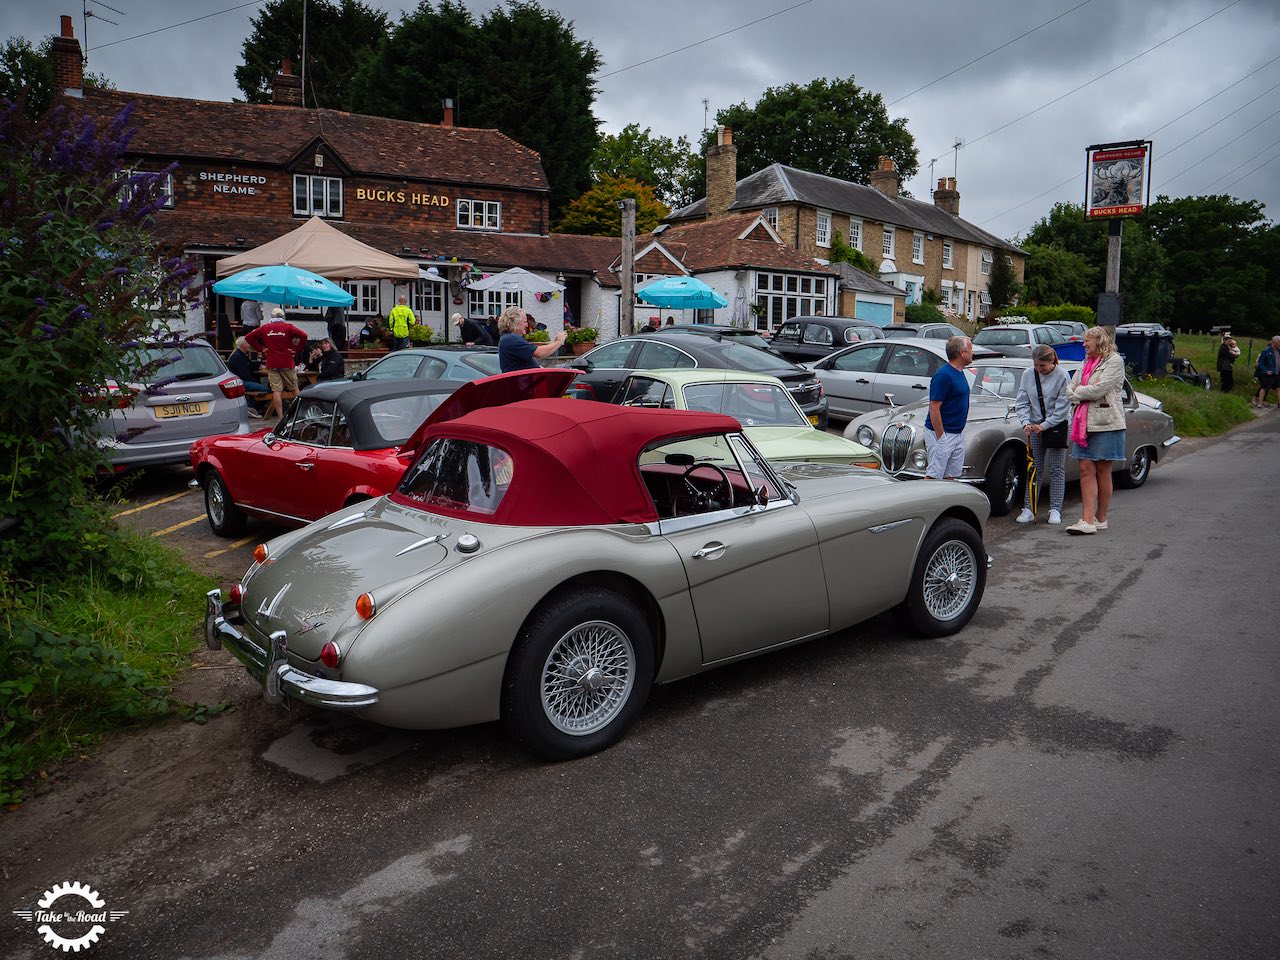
top-left (190, 369), bottom-right (575, 536)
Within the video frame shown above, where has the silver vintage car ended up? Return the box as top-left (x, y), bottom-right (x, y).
top-left (845, 358), bottom-right (1181, 515)
top-left (206, 377), bottom-right (992, 761)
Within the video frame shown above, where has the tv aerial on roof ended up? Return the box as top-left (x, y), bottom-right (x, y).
top-left (82, 0), bottom-right (125, 63)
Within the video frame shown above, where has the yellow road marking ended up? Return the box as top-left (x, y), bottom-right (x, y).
top-left (151, 514), bottom-right (205, 537)
top-left (204, 536), bottom-right (255, 558)
top-left (113, 489), bottom-right (196, 518)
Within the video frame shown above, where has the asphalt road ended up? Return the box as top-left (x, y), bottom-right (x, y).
top-left (4, 417), bottom-right (1278, 959)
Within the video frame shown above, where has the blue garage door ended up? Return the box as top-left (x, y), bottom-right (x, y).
top-left (854, 300), bottom-right (893, 327)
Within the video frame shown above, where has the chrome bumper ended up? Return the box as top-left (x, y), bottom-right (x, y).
top-left (204, 589), bottom-right (379, 710)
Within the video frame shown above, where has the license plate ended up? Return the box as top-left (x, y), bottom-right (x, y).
top-left (808, 415), bottom-right (820, 426)
top-left (155, 401), bottom-right (209, 419)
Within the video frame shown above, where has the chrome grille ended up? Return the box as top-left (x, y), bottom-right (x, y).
top-left (881, 422), bottom-right (916, 472)
top-left (787, 379), bottom-right (820, 405)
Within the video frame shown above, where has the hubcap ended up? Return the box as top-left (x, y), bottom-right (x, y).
top-left (541, 620), bottom-right (635, 736)
top-left (922, 541), bottom-right (978, 621)
top-left (1130, 451), bottom-right (1148, 480)
top-left (208, 481), bottom-right (225, 525)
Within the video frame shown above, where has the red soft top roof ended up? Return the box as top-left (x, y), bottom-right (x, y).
top-left (389, 399), bottom-right (742, 525)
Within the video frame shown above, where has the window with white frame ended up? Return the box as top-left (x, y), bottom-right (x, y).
top-left (412, 280), bottom-right (443, 316)
top-left (981, 250), bottom-right (993, 275)
top-left (118, 169), bottom-right (175, 209)
top-left (342, 281), bottom-right (379, 315)
top-left (469, 288), bottom-right (521, 317)
top-left (293, 174), bottom-right (343, 218)
top-left (762, 207), bottom-right (778, 231)
top-left (816, 210), bottom-right (831, 248)
top-left (457, 198), bottom-right (501, 230)
top-left (882, 226), bottom-right (895, 259)
top-left (942, 241), bottom-right (954, 270)
top-left (849, 218), bottom-right (862, 250)
top-left (912, 232), bottom-right (924, 264)
top-left (754, 271), bottom-right (828, 332)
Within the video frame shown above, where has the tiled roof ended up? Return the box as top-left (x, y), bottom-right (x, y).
top-left (668, 163), bottom-right (1025, 255)
top-left (76, 88), bottom-right (549, 192)
top-left (627, 214), bottom-right (836, 281)
top-left (827, 262), bottom-right (906, 297)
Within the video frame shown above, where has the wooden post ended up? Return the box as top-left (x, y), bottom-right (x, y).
top-left (619, 199), bottom-right (636, 338)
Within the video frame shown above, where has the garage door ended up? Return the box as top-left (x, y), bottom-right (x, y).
top-left (854, 300), bottom-right (893, 327)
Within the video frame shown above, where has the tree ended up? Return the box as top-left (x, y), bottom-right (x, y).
top-left (0, 99), bottom-right (200, 578)
top-left (1, 35), bottom-right (113, 121)
top-left (708, 76), bottom-right (918, 186)
top-left (987, 251), bottom-right (1019, 312)
top-left (591, 124), bottom-right (700, 208)
top-left (555, 175), bottom-right (668, 236)
top-left (235, 0), bottom-right (390, 109)
top-left (1020, 242), bottom-right (1097, 306)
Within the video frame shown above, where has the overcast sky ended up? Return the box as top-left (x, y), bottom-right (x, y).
top-left (10, 0), bottom-right (1280, 239)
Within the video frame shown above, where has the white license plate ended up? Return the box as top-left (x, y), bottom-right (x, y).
top-left (155, 401), bottom-right (209, 419)
top-left (808, 414), bottom-right (820, 427)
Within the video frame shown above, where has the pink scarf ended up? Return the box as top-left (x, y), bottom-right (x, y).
top-left (1071, 355), bottom-right (1100, 447)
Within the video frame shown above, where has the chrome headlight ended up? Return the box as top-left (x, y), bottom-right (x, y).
top-left (856, 425), bottom-right (877, 447)
top-left (911, 450), bottom-right (929, 470)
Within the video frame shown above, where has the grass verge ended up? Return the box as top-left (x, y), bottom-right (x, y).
top-left (0, 529), bottom-right (215, 805)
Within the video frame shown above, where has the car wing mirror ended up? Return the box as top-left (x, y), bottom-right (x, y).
top-left (755, 485), bottom-right (770, 507)
top-left (1004, 403), bottom-right (1016, 421)
top-left (884, 392), bottom-right (896, 409)
top-left (263, 432), bottom-right (278, 447)
top-left (350, 370), bottom-right (365, 381)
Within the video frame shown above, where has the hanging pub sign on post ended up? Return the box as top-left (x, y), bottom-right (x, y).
top-left (1084, 140), bottom-right (1153, 219)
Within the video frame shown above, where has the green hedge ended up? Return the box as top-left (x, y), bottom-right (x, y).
top-left (995, 304), bottom-right (1095, 325)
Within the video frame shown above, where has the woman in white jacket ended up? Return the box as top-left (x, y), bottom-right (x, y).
top-left (1064, 326), bottom-right (1127, 535)
top-left (1015, 345), bottom-right (1071, 525)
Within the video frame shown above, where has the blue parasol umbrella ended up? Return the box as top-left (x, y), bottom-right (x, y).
top-left (212, 263), bottom-right (354, 307)
top-left (636, 275), bottom-right (729, 310)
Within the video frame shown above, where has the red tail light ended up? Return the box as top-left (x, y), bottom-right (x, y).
top-left (320, 642), bottom-right (341, 669)
top-left (228, 583), bottom-right (244, 605)
top-left (219, 377), bottom-right (246, 399)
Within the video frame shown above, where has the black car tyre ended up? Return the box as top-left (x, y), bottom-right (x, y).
top-left (502, 587), bottom-right (654, 760)
top-left (204, 469), bottom-right (247, 537)
top-left (895, 518), bottom-right (986, 637)
top-left (1114, 446), bottom-right (1152, 489)
top-left (983, 446), bottom-right (1022, 517)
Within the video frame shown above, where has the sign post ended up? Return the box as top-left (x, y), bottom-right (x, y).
top-left (1085, 140), bottom-right (1153, 331)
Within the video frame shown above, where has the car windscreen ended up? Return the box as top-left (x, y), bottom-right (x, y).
top-left (718, 341), bottom-right (803, 373)
top-left (463, 353), bottom-right (502, 375)
top-left (721, 330), bottom-right (773, 351)
top-left (968, 365), bottom-right (1021, 399)
top-left (882, 327), bottom-right (917, 339)
top-left (973, 328), bottom-right (1029, 346)
top-left (366, 394), bottom-right (451, 446)
top-left (396, 438), bottom-right (513, 516)
top-left (126, 345), bottom-right (224, 384)
top-left (682, 382), bottom-right (808, 427)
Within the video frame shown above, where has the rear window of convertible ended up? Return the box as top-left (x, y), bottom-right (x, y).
top-left (396, 439), bottom-right (514, 515)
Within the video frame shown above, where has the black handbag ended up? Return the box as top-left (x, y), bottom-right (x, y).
top-left (1035, 370), bottom-right (1068, 449)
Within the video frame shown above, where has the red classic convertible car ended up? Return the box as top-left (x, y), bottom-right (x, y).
top-left (190, 369), bottom-right (575, 536)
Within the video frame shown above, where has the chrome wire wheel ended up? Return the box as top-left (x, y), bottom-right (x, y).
top-left (540, 620), bottom-right (636, 736)
top-left (921, 540), bottom-right (979, 622)
top-left (206, 477), bottom-right (228, 527)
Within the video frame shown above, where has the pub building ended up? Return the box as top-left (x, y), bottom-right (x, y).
top-left (50, 16), bottom-right (848, 346)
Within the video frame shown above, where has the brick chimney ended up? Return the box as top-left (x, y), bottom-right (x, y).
top-left (705, 125), bottom-right (738, 219)
top-left (934, 177), bottom-right (960, 216)
top-left (868, 155), bottom-right (900, 199)
top-left (272, 58), bottom-right (304, 106)
top-left (51, 15), bottom-right (84, 97)
top-left (442, 98), bottom-right (454, 127)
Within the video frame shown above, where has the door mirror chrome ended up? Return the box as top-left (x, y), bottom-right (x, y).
top-left (884, 392), bottom-right (896, 408)
top-left (755, 485), bottom-right (770, 507)
top-left (263, 432), bottom-right (278, 447)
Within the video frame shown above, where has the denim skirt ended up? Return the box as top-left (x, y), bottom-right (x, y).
top-left (1071, 428), bottom-right (1126, 462)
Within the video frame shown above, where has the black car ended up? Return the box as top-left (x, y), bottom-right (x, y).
top-left (566, 333), bottom-right (829, 429)
top-left (649, 323), bottom-right (777, 353)
top-left (770, 316), bottom-right (886, 363)
top-left (882, 321), bottom-right (967, 341)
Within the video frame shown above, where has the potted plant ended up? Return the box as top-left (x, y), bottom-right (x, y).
top-left (566, 326), bottom-right (598, 355)
top-left (525, 329), bottom-right (550, 343)
top-left (408, 324), bottom-right (434, 345)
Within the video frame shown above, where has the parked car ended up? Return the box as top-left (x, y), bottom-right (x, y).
top-left (87, 338), bottom-right (251, 472)
top-left (190, 370), bottom-right (573, 535)
top-left (1115, 323), bottom-right (1173, 336)
top-left (205, 396), bottom-right (990, 760)
top-left (565, 333), bottom-right (829, 429)
top-left (972, 323), bottom-right (1069, 357)
top-left (882, 321), bottom-right (967, 341)
top-left (616, 369), bottom-right (880, 468)
top-left (648, 323), bottom-right (776, 353)
top-left (1044, 320), bottom-right (1090, 340)
top-left (845, 357), bottom-right (1181, 515)
top-left (770, 316), bottom-right (886, 363)
top-left (349, 346), bottom-right (501, 383)
top-left (806, 337), bottom-right (1000, 421)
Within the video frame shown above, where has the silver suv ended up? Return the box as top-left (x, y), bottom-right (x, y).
top-left (89, 339), bottom-right (250, 471)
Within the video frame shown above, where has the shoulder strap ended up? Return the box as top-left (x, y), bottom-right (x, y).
top-left (1034, 369), bottom-right (1048, 421)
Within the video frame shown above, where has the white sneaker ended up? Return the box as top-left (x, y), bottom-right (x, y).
top-left (1095, 519), bottom-right (1109, 530)
top-left (1048, 510), bottom-right (1062, 525)
top-left (1015, 508), bottom-right (1034, 524)
top-left (1066, 520), bottom-right (1097, 535)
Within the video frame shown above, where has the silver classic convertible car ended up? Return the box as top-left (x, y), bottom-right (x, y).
top-left (206, 379), bottom-right (991, 760)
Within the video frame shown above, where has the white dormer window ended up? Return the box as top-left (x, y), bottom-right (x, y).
top-left (762, 207), bottom-right (779, 231)
top-left (942, 241), bottom-right (954, 270)
top-left (882, 226), bottom-right (895, 259)
top-left (816, 210), bottom-right (831, 248)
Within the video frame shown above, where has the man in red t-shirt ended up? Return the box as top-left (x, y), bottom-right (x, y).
top-left (245, 307), bottom-right (308, 420)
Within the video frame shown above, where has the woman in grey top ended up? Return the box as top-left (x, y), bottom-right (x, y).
top-left (1014, 344), bottom-right (1071, 525)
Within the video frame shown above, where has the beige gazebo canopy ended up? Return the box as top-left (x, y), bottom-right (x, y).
top-left (215, 216), bottom-right (419, 280)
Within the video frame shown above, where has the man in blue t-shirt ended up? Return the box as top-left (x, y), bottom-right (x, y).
top-left (497, 306), bottom-right (566, 373)
top-left (923, 335), bottom-right (974, 479)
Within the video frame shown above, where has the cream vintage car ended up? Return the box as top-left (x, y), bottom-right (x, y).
top-left (206, 373), bottom-right (991, 761)
top-left (845, 358), bottom-right (1181, 515)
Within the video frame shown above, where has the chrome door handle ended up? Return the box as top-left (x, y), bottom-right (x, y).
top-left (297, 462), bottom-right (315, 470)
top-left (691, 542), bottom-right (726, 560)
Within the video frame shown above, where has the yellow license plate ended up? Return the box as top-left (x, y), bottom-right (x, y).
top-left (808, 415), bottom-right (820, 426)
top-left (155, 401), bottom-right (209, 419)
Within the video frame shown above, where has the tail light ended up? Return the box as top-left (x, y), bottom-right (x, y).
top-left (320, 642), bottom-right (342, 669)
top-left (566, 383), bottom-right (595, 400)
top-left (355, 593), bottom-right (376, 620)
top-left (228, 583), bottom-right (244, 605)
top-left (253, 543), bottom-right (268, 564)
top-left (83, 382), bottom-right (133, 409)
top-left (219, 376), bottom-right (246, 399)
top-left (817, 382), bottom-right (825, 397)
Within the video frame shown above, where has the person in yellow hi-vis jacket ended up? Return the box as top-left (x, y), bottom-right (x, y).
top-left (387, 294), bottom-right (417, 351)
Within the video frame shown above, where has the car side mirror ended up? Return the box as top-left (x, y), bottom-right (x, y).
top-left (263, 433), bottom-right (278, 447)
top-left (755, 485), bottom-right (770, 507)
top-left (350, 370), bottom-right (365, 381)
top-left (884, 392), bottom-right (896, 408)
